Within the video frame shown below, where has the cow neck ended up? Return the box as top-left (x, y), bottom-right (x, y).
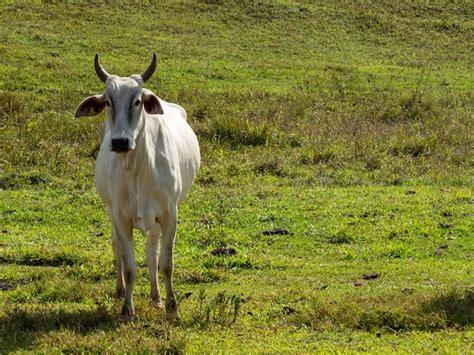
top-left (120, 112), bottom-right (148, 173)
top-left (119, 112), bottom-right (152, 232)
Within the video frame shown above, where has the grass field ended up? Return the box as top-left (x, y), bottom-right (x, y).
top-left (1, 1), bottom-right (473, 352)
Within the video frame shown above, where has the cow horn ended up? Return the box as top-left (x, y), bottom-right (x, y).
top-left (94, 54), bottom-right (110, 83)
top-left (141, 52), bottom-right (157, 82)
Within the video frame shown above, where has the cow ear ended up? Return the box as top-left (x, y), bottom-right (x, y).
top-left (74, 95), bottom-right (106, 118)
top-left (142, 89), bottom-right (164, 115)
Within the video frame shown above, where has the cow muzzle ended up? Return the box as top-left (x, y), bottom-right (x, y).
top-left (111, 137), bottom-right (131, 153)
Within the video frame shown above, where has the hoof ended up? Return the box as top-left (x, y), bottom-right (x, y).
top-left (121, 303), bottom-right (135, 318)
top-left (154, 302), bottom-right (164, 310)
top-left (120, 314), bottom-right (135, 323)
top-left (120, 315), bottom-right (135, 324)
top-left (166, 310), bottom-right (181, 323)
top-left (150, 297), bottom-right (164, 309)
top-left (165, 297), bottom-right (179, 322)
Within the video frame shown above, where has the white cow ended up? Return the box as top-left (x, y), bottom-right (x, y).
top-left (74, 53), bottom-right (200, 320)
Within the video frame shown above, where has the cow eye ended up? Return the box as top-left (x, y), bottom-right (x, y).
top-left (134, 99), bottom-right (141, 106)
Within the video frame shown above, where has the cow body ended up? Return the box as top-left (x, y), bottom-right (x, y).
top-left (95, 99), bottom-right (199, 233)
top-left (75, 54), bottom-right (199, 319)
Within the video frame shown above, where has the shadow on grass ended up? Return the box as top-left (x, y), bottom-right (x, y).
top-left (0, 304), bottom-right (117, 352)
top-left (0, 251), bottom-right (83, 267)
top-left (288, 288), bottom-right (474, 332)
top-left (421, 288), bottom-right (474, 328)
top-left (357, 289), bottom-right (474, 331)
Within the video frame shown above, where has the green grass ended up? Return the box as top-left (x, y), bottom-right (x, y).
top-left (1, 1), bottom-right (473, 352)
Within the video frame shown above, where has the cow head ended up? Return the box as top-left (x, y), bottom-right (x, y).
top-left (75, 53), bottom-right (163, 153)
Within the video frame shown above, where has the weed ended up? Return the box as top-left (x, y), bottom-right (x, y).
top-left (0, 173), bottom-right (49, 190)
top-left (300, 149), bottom-right (338, 165)
top-left (390, 141), bottom-right (430, 158)
top-left (254, 160), bottom-right (286, 177)
top-left (0, 91), bottom-right (24, 125)
top-left (203, 255), bottom-right (256, 270)
top-left (327, 231), bottom-right (354, 244)
top-left (197, 194), bottom-right (229, 247)
top-left (365, 156), bottom-right (381, 171)
top-left (190, 289), bottom-right (241, 327)
top-left (0, 278), bottom-right (31, 291)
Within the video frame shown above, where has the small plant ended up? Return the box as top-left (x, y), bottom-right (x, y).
top-left (390, 141), bottom-right (431, 158)
top-left (327, 231), bottom-right (354, 244)
top-left (190, 289), bottom-right (242, 327)
top-left (300, 149), bottom-right (337, 165)
top-left (365, 156), bottom-right (381, 171)
top-left (198, 195), bottom-right (229, 247)
top-left (254, 160), bottom-right (286, 177)
top-left (203, 255), bottom-right (256, 270)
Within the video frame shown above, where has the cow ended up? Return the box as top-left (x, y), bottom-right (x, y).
top-left (74, 53), bottom-right (200, 320)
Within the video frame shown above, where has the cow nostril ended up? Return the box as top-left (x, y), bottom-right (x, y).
top-left (111, 138), bottom-right (130, 152)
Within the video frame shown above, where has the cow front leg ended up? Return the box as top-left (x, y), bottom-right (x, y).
top-left (147, 223), bottom-right (162, 307)
top-left (158, 207), bottom-right (179, 320)
top-left (113, 216), bottom-right (136, 319)
top-left (111, 226), bottom-right (125, 298)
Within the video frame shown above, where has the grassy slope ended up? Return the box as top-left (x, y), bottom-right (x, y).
top-left (1, 1), bottom-right (473, 353)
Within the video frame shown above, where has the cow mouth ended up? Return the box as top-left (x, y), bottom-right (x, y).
top-left (111, 147), bottom-right (131, 153)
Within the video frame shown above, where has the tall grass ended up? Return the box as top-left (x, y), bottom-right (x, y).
top-left (1, 1), bottom-right (472, 186)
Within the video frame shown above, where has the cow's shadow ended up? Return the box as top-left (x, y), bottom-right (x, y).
top-left (0, 305), bottom-right (118, 352)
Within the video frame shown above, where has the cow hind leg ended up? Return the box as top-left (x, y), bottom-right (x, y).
top-left (158, 207), bottom-right (179, 320)
top-left (147, 223), bottom-right (162, 307)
